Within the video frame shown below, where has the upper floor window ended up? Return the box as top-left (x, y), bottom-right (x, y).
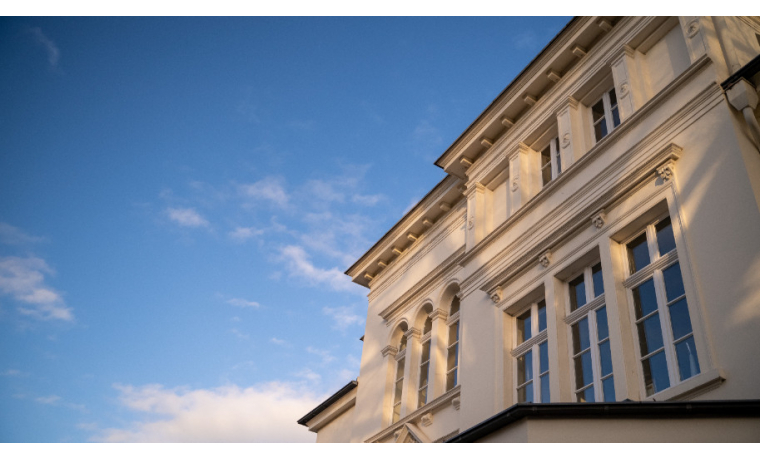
top-left (591, 88), bottom-right (621, 143)
top-left (540, 137), bottom-right (561, 187)
top-left (515, 299), bottom-right (549, 403)
top-left (391, 324), bottom-right (408, 424)
top-left (624, 215), bottom-right (700, 397)
top-left (446, 296), bottom-right (460, 392)
top-left (417, 316), bottom-right (432, 409)
top-left (567, 262), bottom-right (615, 402)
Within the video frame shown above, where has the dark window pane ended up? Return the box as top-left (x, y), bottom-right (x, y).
top-left (592, 99), bottom-right (605, 122)
top-left (602, 376), bottom-right (616, 402)
top-left (419, 364), bottom-right (428, 388)
top-left (448, 322), bottom-right (459, 346)
top-left (627, 232), bottom-right (650, 273)
top-left (423, 317), bottom-right (432, 335)
top-left (555, 140), bottom-right (562, 174)
top-left (446, 371), bottom-right (457, 391)
top-left (569, 274), bottom-right (586, 311)
top-left (539, 341), bottom-right (549, 374)
top-left (596, 306), bottom-right (609, 340)
top-left (421, 341), bottom-right (430, 363)
top-left (669, 298), bottom-right (693, 340)
top-left (592, 263), bottom-right (604, 297)
top-left (450, 296), bottom-right (460, 315)
top-left (583, 386), bottom-right (596, 403)
top-left (572, 318), bottom-right (590, 354)
top-left (418, 388), bottom-right (427, 408)
top-left (540, 375), bottom-right (551, 403)
top-left (663, 263), bottom-right (685, 302)
top-left (447, 344), bottom-right (458, 371)
top-left (396, 358), bottom-right (405, 379)
top-left (538, 300), bottom-right (547, 332)
top-left (611, 105), bottom-right (620, 128)
top-left (517, 310), bottom-right (532, 343)
top-left (642, 351), bottom-right (670, 396)
top-left (399, 335), bottom-right (407, 351)
top-left (517, 352), bottom-right (533, 385)
top-left (581, 351), bottom-right (594, 387)
top-left (633, 279), bottom-right (658, 318)
top-left (656, 217), bottom-right (676, 256)
top-left (595, 118), bottom-right (608, 142)
top-left (675, 336), bottom-right (701, 381)
top-left (574, 353), bottom-right (590, 389)
top-left (608, 88), bottom-right (617, 106)
top-left (599, 340), bottom-right (613, 376)
top-left (519, 382), bottom-right (534, 403)
top-left (541, 146), bottom-right (552, 186)
top-left (637, 313), bottom-right (664, 356)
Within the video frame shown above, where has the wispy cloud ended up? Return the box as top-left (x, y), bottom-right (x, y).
top-left (225, 297), bottom-right (260, 309)
top-left (1, 369), bottom-right (22, 377)
top-left (322, 306), bottom-right (364, 330)
top-left (228, 226), bottom-right (264, 242)
top-left (35, 395), bottom-right (61, 405)
top-left (166, 207), bottom-right (209, 228)
top-left (306, 346), bottom-right (335, 364)
top-left (512, 30), bottom-right (539, 50)
top-left (238, 177), bottom-right (289, 207)
top-left (27, 27), bottom-right (60, 69)
top-left (0, 223), bottom-right (46, 245)
top-left (279, 245), bottom-right (361, 293)
top-left (0, 256), bottom-right (73, 321)
top-left (294, 368), bottom-right (321, 383)
top-left (270, 337), bottom-right (287, 346)
top-left (95, 383), bottom-right (320, 442)
top-left (351, 193), bottom-right (384, 206)
top-left (229, 328), bottom-right (249, 340)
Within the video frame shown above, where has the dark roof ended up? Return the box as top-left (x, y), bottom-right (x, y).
top-left (447, 399), bottom-right (760, 443)
top-left (297, 380), bottom-right (358, 426)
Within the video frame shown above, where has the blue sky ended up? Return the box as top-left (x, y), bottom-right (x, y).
top-left (0, 16), bottom-right (570, 442)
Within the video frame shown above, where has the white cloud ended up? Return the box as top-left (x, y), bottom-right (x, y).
top-left (1, 369), bottom-right (21, 377)
top-left (294, 368), bottom-right (321, 383)
top-left (36, 395), bottom-right (61, 405)
top-left (0, 223), bottom-right (45, 245)
top-left (306, 346), bottom-right (335, 364)
top-left (28, 27), bottom-right (60, 68)
top-left (279, 245), bottom-right (360, 293)
top-left (322, 306), bottom-right (364, 330)
top-left (228, 226), bottom-right (264, 242)
top-left (351, 193), bottom-right (384, 206)
top-left (225, 297), bottom-right (260, 309)
top-left (270, 337), bottom-right (286, 345)
top-left (95, 382), bottom-right (320, 442)
top-left (303, 179), bottom-right (344, 203)
top-left (239, 177), bottom-right (289, 207)
top-left (229, 328), bottom-right (249, 340)
top-left (0, 256), bottom-right (73, 321)
top-left (166, 207), bottom-right (209, 228)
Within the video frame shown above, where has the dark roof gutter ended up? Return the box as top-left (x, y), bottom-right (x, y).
top-left (447, 399), bottom-right (760, 443)
top-left (297, 380), bottom-right (358, 427)
top-left (720, 52), bottom-right (760, 91)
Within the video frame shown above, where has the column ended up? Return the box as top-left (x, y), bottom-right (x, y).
top-left (380, 344), bottom-right (399, 424)
top-left (556, 97), bottom-right (588, 168)
top-left (401, 327), bottom-right (421, 417)
top-left (509, 143), bottom-right (538, 213)
top-left (610, 45), bottom-right (646, 122)
top-left (465, 182), bottom-right (487, 251)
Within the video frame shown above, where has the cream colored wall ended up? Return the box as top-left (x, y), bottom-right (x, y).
top-left (315, 404), bottom-right (355, 443)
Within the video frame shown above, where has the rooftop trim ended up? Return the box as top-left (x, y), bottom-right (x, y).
top-left (297, 380), bottom-right (358, 427)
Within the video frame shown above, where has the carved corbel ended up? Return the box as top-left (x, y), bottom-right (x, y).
top-left (490, 286), bottom-right (503, 304)
top-left (656, 160), bottom-right (677, 182)
top-left (592, 210), bottom-right (607, 229)
top-left (428, 309), bottom-right (448, 322)
top-left (539, 250), bottom-right (552, 268)
top-left (381, 345), bottom-right (398, 358)
top-left (420, 413), bottom-right (433, 427)
top-left (452, 396), bottom-right (461, 410)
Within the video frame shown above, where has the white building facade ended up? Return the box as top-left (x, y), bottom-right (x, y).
top-left (298, 16), bottom-right (760, 442)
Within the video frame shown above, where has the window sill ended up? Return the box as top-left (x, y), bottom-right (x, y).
top-left (645, 368), bottom-right (725, 402)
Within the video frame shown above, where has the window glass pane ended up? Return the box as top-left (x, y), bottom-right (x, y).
top-left (669, 298), bottom-right (693, 340)
top-left (396, 358), bottom-right (405, 379)
top-left (592, 263), bottom-right (604, 297)
top-left (602, 376), bottom-right (616, 402)
top-left (518, 383), bottom-right (534, 403)
top-left (447, 344), bottom-right (458, 371)
top-left (594, 119), bottom-right (606, 142)
top-left (448, 322), bottom-right (459, 346)
top-left (446, 371), bottom-right (457, 391)
top-left (608, 88), bottom-right (617, 106)
top-left (637, 313), bottom-right (664, 356)
top-left (399, 334), bottom-right (407, 351)
top-left (627, 232), bottom-right (650, 273)
top-left (569, 274), bottom-right (586, 311)
top-left (633, 279), bottom-right (658, 318)
top-left (599, 340), bottom-right (613, 376)
top-left (592, 99), bottom-right (605, 122)
top-left (555, 139), bottom-right (562, 175)
top-left (540, 375), bottom-right (550, 403)
top-left (523, 350), bottom-right (533, 382)
top-left (419, 364), bottom-right (428, 388)
top-left (541, 147), bottom-right (552, 186)
top-left (596, 306), bottom-right (609, 340)
top-left (663, 263), bottom-right (685, 302)
top-left (656, 217), bottom-right (676, 256)
top-left (418, 388), bottom-right (427, 408)
top-left (581, 351), bottom-right (594, 387)
top-left (642, 351), bottom-right (670, 396)
top-left (421, 341), bottom-right (430, 363)
top-left (450, 296), bottom-right (460, 315)
top-left (576, 386), bottom-right (594, 402)
top-left (517, 310), bottom-right (532, 343)
top-left (574, 354), bottom-right (588, 389)
top-left (539, 341), bottom-right (549, 374)
top-left (675, 336), bottom-right (701, 381)
top-left (571, 318), bottom-right (590, 355)
top-left (611, 105), bottom-right (620, 128)
top-left (538, 300), bottom-right (547, 332)
top-left (423, 317), bottom-right (432, 335)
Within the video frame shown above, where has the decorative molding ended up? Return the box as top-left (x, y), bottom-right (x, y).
top-left (592, 210), bottom-right (607, 229)
top-left (501, 117), bottom-right (515, 128)
top-left (561, 132), bottom-right (571, 148)
top-left (381, 345), bottom-right (398, 358)
top-left (656, 159), bottom-right (677, 182)
top-left (467, 218), bottom-right (475, 230)
top-left (571, 44), bottom-right (587, 58)
top-left (439, 202), bottom-right (452, 212)
top-left (597, 18), bottom-right (613, 32)
top-left (377, 260), bottom-right (388, 268)
top-left (459, 157), bottom-right (473, 168)
top-left (392, 247), bottom-right (404, 256)
top-left (429, 308), bottom-right (448, 322)
top-left (405, 327), bottom-right (421, 340)
top-left (619, 81), bottom-right (630, 98)
top-left (546, 69), bottom-right (562, 83)
top-left (451, 397), bottom-right (461, 410)
top-left (686, 20), bottom-right (700, 38)
top-left (539, 250), bottom-right (552, 268)
top-left (394, 430), bottom-right (402, 441)
top-left (480, 137), bottom-right (494, 148)
top-left (523, 94), bottom-right (537, 106)
top-left (422, 218), bottom-right (434, 227)
top-left (564, 294), bottom-right (607, 325)
top-left (511, 330), bottom-right (549, 358)
top-left (623, 249), bottom-right (679, 290)
top-left (490, 286), bottom-right (503, 304)
top-left (407, 233), bottom-right (419, 242)
top-left (420, 413), bottom-right (433, 427)
top-left (364, 273), bottom-right (375, 281)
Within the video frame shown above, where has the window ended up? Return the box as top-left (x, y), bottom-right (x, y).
top-left (392, 354), bottom-right (405, 423)
top-left (591, 88), bottom-right (621, 143)
top-left (417, 316), bottom-right (432, 408)
top-left (445, 296), bottom-right (460, 392)
top-left (515, 299), bottom-right (550, 403)
top-left (567, 262), bottom-right (615, 402)
top-left (624, 215), bottom-right (700, 397)
top-left (540, 137), bottom-right (561, 187)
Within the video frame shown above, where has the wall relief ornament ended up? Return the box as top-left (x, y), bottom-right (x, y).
top-left (619, 82), bottom-right (630, 97)
top-left (561, 132), bottom-right (571, 148)
top-left (511, 178), bottom-right (519, 191)
top-left (592, 210), bottom-right (607, 229)
top-left (687, 20), bottom-right (700, 38)
top-left (490, 286), bottom-right (503, 304)
top-left (539, 250), bottom-right (552, 268)
top-left (420, 413), bottom-right (433, 427)
top-left (657, 160), bottom-right (677, 181)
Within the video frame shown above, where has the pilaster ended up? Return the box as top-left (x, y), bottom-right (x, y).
top-left (508, 143), bottom-right (538, 213)
top-left (610, 45), bottom-right (646, 122)
top-left (678, 16), bottom-right (731, 82)
top-left (401, 328), bottom-right (422, 416)
top-left (465, 182), bottom-right (487, 251)
top-left (427, 308), bottom-right (449, 401)
top-left (556, 97), bottom-right (588, 169)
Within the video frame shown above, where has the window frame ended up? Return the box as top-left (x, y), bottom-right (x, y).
top-left (622, 212), bottom-right (702, 398)
top-left (417, 327), bottom-right (432, 409)
top-left (539, 136), bottom-right (561, 187)
top-left (445, 309), bottom-right (460, 392)
top-left (590, 87), bottom-right (621, 143)
top-left (391, 347), bottom-right (406, 424)
top-left (512, 299), bottom-right (550, 403)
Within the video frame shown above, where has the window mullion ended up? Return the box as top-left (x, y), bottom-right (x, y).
top-left (604, 92), bottom-right (615, 135)
top-left (654, 268), bottom-right (679, 386)
top-left (588, 311), bottom-right (603, 402)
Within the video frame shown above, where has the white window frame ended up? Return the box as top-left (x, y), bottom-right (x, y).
top-left (565, 262), bottom-right (616, 402)
top-left (445, 310), bottom-right (460, 392)
top-left (539, 136), bottom-right (561, 187)
top-left (417, 328), bottom-right (432, 409)
top-left (590, 88), bottom-right (620, 143)
top-left (512, 299), bottom-right (550, 403)
top-left (622, 213), bottom-right (701, 398)
top-left (391, 348), bottom-right (406, 424)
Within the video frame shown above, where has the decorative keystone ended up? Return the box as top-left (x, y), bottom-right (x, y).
top-left (381, 345), bottom-right (398, 358)
top-left (420, 413), bottom-right (433, 427)
top-left (539, 250), bottom-right (552, 268)
top-left (452, 396), bottom-right (461, 410)
top-left (501, 117), bottom-right (515, 129)
top-left (592, 210), bottom-right (607, 229)
top-left (490, 286), bottom-right (503, 304)
top-left (657, 160), bottom-right (677, 182)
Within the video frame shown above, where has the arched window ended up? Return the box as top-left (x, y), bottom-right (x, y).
top-left (417, 309), bottom-right (433, 409)
top-left (446, 295), bottom-right (461, 391)
top-left (391, 323), bottom-right (407, 424)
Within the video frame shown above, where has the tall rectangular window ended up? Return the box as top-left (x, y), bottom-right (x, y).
top-left (625, 215), bottom-right (700, 396)
top-left (568, 262), bottom-right (615, 402)
top-left (392, 356), bottom-right (405, 423)
top-left (515, 299), bottom-right (550, 403)
top-left (592, 88), bottom-right (621, 143)
top-left (540, 137), bottom-right (561, 187)
top-left (417, 330), bottom-right (431, 409)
